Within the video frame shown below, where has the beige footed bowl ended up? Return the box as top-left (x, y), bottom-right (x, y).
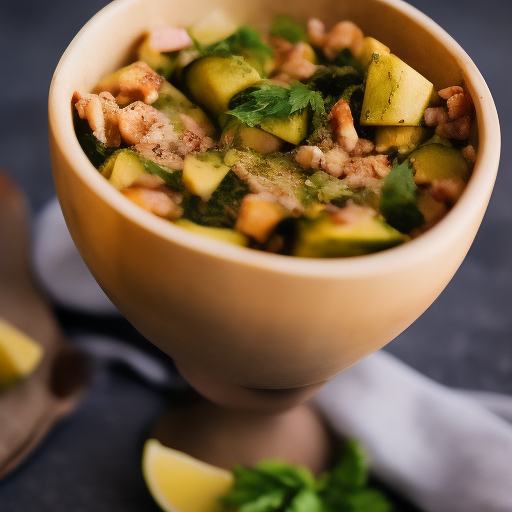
top-left (49, 0), bottom-right (499, 390)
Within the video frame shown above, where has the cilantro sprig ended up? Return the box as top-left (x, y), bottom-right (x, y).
top-left (220, 439), bottom-right (393, 512)
top-left (226, 82), bottom-right (325, 128)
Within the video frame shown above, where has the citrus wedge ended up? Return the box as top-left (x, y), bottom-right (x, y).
top-left (142, 439), bottom-right (233, 512)
top-left (0, 318), bottom-right (44, 389)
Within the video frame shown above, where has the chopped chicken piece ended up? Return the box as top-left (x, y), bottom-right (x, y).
top-left (132, 173), bottom-right (166, 189)
top-left (321, 147), bottom-right (349, 177)
top-left (438, 86), bottom-right (464, 100)
top-left (273, 41), bottom-right (318, 81)
top-left (295, 145), bottom-right (324, 170)
top-left (435, 116), bottom-right (471, 140)
top-left (121, 187), bottom-right (183, 219)
top-left (424, 107), bottom-right (450, 127)
top-left (117, 101), bottom-right (170, 145)
top-left (462, 144), bottom-right (477, 164)
top-left (331, 200), bottom-right (376, 224)
top-left (73, 91), bottom-right (121, 147)
top-left (307, 18), bottom-right (327, 47)
top-left (323, 21), bottom-right (364, 60)
top-left (116, 61), bottom-right (164, 106)
top-left (429, 178), bottom-right (465, 204)
top-left (328, 100), bottom-right (359, 152)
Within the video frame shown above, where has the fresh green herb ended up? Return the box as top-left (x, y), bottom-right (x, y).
top-left (333, 48), bottom-right (360, 70)
top-left (201, 26), bottom-right (273, 75)
top-left (227, 82), bottom-right (325, 128)
top-left (302, 171), bottom-right (354, 204)
top-left (380, 159), bottom-right (425, 233)
top-left (220, 439), bottom-right (394, 512)
top-left (269, 15), bottom-right (307, 44)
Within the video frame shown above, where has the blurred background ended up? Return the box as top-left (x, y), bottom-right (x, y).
top-left (0, 0), bottom-right (511, 510)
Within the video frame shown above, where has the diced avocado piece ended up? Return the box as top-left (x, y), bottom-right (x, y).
top-left (410, 144), bottom-right (471, 185)
top-left (185, 56), bottom-right (261, 115)
top-left (188, 10), bottom-right (238, 46)
top-left (183, 152), bottom-right (231, 201)
top-left (239, 126), bottom-right (284, 154)
top-left (375, 126), bottom-right (428, 155)
top-left (101, 150), bottom-right (147, 190)
top-left (182, 170), bottom-right (250, 228)
top-left (0, 318), bottom-right (44, 389)
top-left (260, 109), bottom-right (309, 145)
top-left (293, 214), bottom-right (407, 258)
top-left (361, 53), bottom-right (433, 126)
top-left (358, 37), bottom-right (390, 70)
top-left (175, 219), bottom-right (249, 246)
top-left (137, 35), bottom-right (175, 78)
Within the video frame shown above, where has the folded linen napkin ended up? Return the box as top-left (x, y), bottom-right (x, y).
top-left (33, 198), bottom-right (512, 512)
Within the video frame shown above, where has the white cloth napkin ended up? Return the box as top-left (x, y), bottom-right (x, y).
top-left (33, 198), bottom-right (512, 512)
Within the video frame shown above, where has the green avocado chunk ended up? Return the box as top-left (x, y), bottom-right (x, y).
top-left (183, 151), bottom-right (231, 201)
top-left (293, 214), bottom-right (407, 258)
top-left (185, 55), bottom-right (261, 115)
top-left (174, 219), bottom-right (249, 246)
top-left (361, 53), bottom-right (433, 126)
top-left (100, 150), bottom-right (147, 190)
top-left (410, 143), bottom-right (471, 184)
top-left (259, 109), bottom-right (309, 145)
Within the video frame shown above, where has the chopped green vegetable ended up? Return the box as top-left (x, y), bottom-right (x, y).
top-left (380, 159), bottom-right (425, 233)
top-left (270, 15), bottom-right (307, 44)
top-left (201, 26), bottom-right (273, 76)
top-left (220, 439), bottom-right (394, 512)
top-left (76, 131), bottom-right (117, 169)
top-left (333, 48), bottom-right (360, 70)
top-left (227, 82), bottom-right (325, 128)
top-left (307, 66), bottom-right (363, 110)
top-left (137, 155), bottom-right (186, 192)
top-left (302, 171), bottom-right (354, 205)
top-left (182, 170), bottom-right (250, 227)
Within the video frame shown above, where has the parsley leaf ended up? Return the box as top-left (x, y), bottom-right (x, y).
top-left (201, 26), bottom-right (273, 75)
top-left (219, 439), bottom-right (394, 512)
top-left (227, 82), bottom-right (325, 127)
top-left (380, 159), bottom-right (425, 233)
top-left (270, 15), bottom-right (307, 44)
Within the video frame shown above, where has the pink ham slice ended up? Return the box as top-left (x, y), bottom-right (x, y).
top-left (149, 26), bottom-right (193, 53)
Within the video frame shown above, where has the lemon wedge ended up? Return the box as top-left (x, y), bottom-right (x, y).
top-left (0, 318), bottom-right (44, 389)
top-left (142, 439), bottom-right (233, 512)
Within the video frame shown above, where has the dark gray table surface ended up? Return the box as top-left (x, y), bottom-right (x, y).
top-left (0, 0), bottom-right (511, 510)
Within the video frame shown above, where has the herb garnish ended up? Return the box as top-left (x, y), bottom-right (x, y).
top-left (220, 439), bottom-right (393, 512)
top-left (201, 26), bottom-right (273, 73)
top-left (227, 82), bottom-right (325, 127)
top-left (270, 15), bottom-right (308, 44)
top-left (380, 159), bottom-right (424, 233)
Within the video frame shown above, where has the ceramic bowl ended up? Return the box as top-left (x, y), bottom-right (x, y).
top-left (49, 0), bottom-right (500, 389)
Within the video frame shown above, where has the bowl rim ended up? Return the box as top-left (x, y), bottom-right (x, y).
top-left (48, 0), bottom-right (501, 278)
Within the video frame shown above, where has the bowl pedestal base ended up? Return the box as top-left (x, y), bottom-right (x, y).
top-left (151, 396), bottom-right (333, 475)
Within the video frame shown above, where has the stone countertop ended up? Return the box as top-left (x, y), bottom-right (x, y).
top-left (0, 0), bottom-right (510, 510)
